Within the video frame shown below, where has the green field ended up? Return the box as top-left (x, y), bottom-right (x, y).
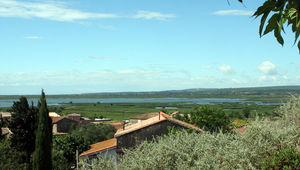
top-left (2, 85), bottom-right (297, 121)
top-left (45, 101), bottom-right (278, 121)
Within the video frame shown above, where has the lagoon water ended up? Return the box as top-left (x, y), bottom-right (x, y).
top-left (0, 97), bottom-right (279, 108)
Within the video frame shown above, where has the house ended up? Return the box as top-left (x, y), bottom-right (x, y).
top-left (110, 122), bottom-right (124, 130)
top-left (115, 112), bottom-right (203, 155)
top-left (129, 112), bottom-right (159, 124)
top-left (1, 127), bottom-right (12, 138)
top-left (52, 117), bottom-right (78, 135)
top-left (0, 112), bottom-right (11, 120)
top-left (49, 112), bottom-right (61, 117)
top-left (80, 138), bottom-right (117, 161)
top-left (236, 126), bottom-right (248, 135)
top-left (67, 113), bottom-right (92, 126)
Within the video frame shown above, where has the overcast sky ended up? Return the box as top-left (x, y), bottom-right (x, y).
top-left (0, 0), bottom-right (299, 95)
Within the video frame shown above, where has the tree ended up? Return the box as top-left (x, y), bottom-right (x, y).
top-left (242, 106), bottom-right (251, 118)
top-left (33, 90), bottom-right (52, 170)
top-left (0, 139), bottom-right (28, 169)
top-left (239, 0), bottom-right (300, 53)
top-left (177, 106), bottom-right (230, 132)
top-left (53, 134), bottom-right (89, 167)
top-left (8, 97), bottom-right (38, 166)
top-left (0, 114), bottom-right (3, 140)
top-left (71, 123), bottom-right (116, 145)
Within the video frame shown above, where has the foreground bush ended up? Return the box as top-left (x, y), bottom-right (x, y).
top-left (81, 96), bottom-right (300, 169)
top-left (262, 148), bottom-right (300, 170)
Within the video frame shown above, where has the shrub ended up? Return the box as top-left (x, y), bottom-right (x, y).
top-left (177, 105), bottom-right (230, 132)
top-left (82, 96), bottom-right (300, 169)
top-left (262, 148), bottom-right (300, 170)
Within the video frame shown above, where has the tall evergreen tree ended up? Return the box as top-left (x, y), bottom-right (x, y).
top-left (8, 97), bottom-right (38, 166)
top-left (33, 90), bottom-right (52, 170)
top-left (0, 114), bottom-right (3, 140)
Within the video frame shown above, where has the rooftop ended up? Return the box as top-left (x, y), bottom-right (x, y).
top-left (130, 112), bottom-right (159, 120)
top-left (49, 112), bottom-right (61, 117)
top-left (0, 112), bottom-right (11, 118)
top-left (80, 138), bottom-right (117, 157)
top-left (67, 113), bottom-right (81, 116)
top-left (115, 112), bottom-right (203, 137)
top-left (51, 117), bottom-right (64, 124)
top-left (1, 127), bottom-right (12, 136)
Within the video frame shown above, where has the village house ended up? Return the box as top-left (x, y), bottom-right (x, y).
top-left (50, 113), bottom-right (93, 135)
top-left (51, 117), bottom-right (78, 135)
top-left (129, 112), bottom-right (159, 124)
top-left (49, 112), bottom-right (61, 117)
top-left (80, 138), bottom-right (117, 162)
top-left (115, 112), bottom-right (203, 155)
top-left (0, 112), bottom-right (11, 121)
top-left (67, 113), bottom-right (92, 126)
top-left (79, 112), bottom-right (203, 160)
top-left (1, 127), bottom-right (12, 138)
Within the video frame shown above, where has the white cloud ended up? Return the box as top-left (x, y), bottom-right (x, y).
top-left (258, 75), bottom-right (277, 82)
top-left (258, 61), bottom-right (278, 75)
top-left (24, 35), bottom-right (41, 39)
top-left (0, 0), bottom-right (175, 22)
top-left (213, 10), bottom-right (254, 16)
top-left (0, 0), bottom-right (118, 22)
top-left (218, 64), bottom-right (235, 75)
top-left (133, 10), bottom-right (175, 20)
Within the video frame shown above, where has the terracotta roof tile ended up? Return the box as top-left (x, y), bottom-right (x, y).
top-left (115, 112), bottom-right (203, 137)
top-left (130, 112), bottom-right (159, 120)
top-left (236, 126), bottom-right (248, 135)
top-left (80, 138), bottom-right (117, 157)
top-left (51, 117), bottom-right (64, 124)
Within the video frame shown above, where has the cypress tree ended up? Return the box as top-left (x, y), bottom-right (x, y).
top-left (33, 90), bottom-right (52, 170)
top-left (0, 114), bottom-right (3, 140)
top-left (8, 97), bottom-right (37, 167)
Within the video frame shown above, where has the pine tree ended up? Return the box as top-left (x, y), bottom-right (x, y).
top-left (8, 97), bottom-right (38, 166)
top-left (33, 90), bottom-right (52, 170)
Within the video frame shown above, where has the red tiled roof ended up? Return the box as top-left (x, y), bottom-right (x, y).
top-left (130, 112), bottom-right (159, 120)
top-left (110, 122), bottom-right (123, 126)
top-left (80, 138), bottom-right (117, 157)
top-left (236, 126), bottom-right (248, 135)
top-left (51, 117), bottom-right (64, 124)
top-left (115, 112), bottom-right (203, 137)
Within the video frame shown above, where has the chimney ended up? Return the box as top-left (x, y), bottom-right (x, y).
top-left (159, 112), bottom-right (160, 120)
top-left (122, 123), bottom-right (125, 130)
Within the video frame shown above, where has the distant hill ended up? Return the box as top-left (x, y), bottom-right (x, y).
top-left (80, 85), bottom-right (300, 98)
top-left (1, 86), bottom-right (300, 99)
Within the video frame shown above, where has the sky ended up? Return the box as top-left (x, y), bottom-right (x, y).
top-left (0, 0), bottom-right (300, 95)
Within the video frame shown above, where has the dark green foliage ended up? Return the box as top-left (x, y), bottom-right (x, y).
top-left (0, 139), bottom-right (29, 169)
top-left (0, 115), bottom-right (3, 140)
top-left (178, 106), bottom-right (230, 132)
top-left (48, 106), bottom-right (64, 114)
top-left (242, 106), bottom-right (251, 118)
top-left (8, 97), bottom-right (38, 165)
top-left (71, 123), bottom-right (116, 145)
top-left (53, 134), bottom-right (89, 166)
top-left (52, 150), bottom-right (70, 170)
top-left (262, 148), bottom-right (300, 170)
top-left (247, 0), bottom-right (300, 53)
top-left (33, 91), bottom-right (52, 170)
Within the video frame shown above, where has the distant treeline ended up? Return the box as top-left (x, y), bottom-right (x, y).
top-left (1, 86), bottom-right (300, 99)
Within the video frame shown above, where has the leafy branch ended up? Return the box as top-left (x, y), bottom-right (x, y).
top-left (240, 0), bottom-right (300, 53)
